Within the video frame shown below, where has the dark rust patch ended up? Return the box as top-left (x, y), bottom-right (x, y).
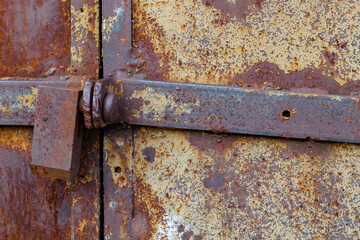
top-left (185, 131), bottom-right (239, 154)
top-left (142, 147), bottom-right (156, 163)
top-left (231, 61), bottom-right (360, 95)
top-left (133, 176), bottom-right (166, 239)
top-left (181, 230), bottom-right (194, 240)
top-left (0, 127), bottom-right (72, 239)
top-left (202, 0), bottom-right (264, 21)
top-left (323, 50), bottom-right (338, 66)
top-left (104, 126), bottom-right (134, 240)
top-left (178, 224), bottom-right (185, 233)
top-left (0, 0), bottom-right (70, 77)
top-left (132, 5), bottom-right (170, 81)
top-left (203, 172), bottom-right (225, 189)
top-left (72, 129), bottom-right (101, 239)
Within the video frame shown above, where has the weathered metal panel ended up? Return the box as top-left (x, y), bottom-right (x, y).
top-left (71, 0), bottom-right (100, 78)
top-left (0, 0), bottom-right (70, 77)
top-left (0, 0), bottom-right (101, 237)
top-left (103, 126), bottom-right (134, 239)
top-left (102, 0), bottom-right (132, 77)
top-left (133, 127), bottom-right (360, 239)
top-left (0, 127), bottom-right (101, 239)
top-left (110, 1), bottom-right (360, 239)
top-left (133, 0), bottom-right (360, 95)
top-left (71, 129), bottom-right (101, 239)
top-left (0, 127), bottom-right (71, 239)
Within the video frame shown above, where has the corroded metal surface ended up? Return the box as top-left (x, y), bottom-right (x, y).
top-left (97, 1), bottom-right (360, 239)
top-left (72, 129), bottom-right (101, 239)
top-left (82, 80), bottom-right (96, 129)
top-left (102, 0), bottom-right (132, 77)
top-left (0, 78), bottom-right (83, 126)
top-left (0, 127), bottom-right (71, 239)
top-left (0, 0), bottom-right (70, 77)
top-left (133, 127), bottom-right (360, 239)
top-left (31, 86), bottom-right (83, 180)
top-left (71, 0), bottom-right (100, 78)
top-left (0, 127), bottom-right (100, 239)
top-left (86, 78), bottom-right (360, 144)
top-left (103, 126), bottom-right (134, 239)
top-left (133, 0), bottom-right (360, 95)
top-left (0, 0), bottom-right (101, 237)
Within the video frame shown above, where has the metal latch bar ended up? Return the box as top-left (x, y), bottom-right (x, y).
top-left (1, 78), bottom-right (360, 180)
top-left (83, 78), bottom-right (360, 144)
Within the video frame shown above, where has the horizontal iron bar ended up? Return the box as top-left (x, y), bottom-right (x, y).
top-left (2, 78), bottom-right (360, 144)
top-left (103, 78), bottom-right (360, 144)
top-left (0, 79), bottom-right (69, 125)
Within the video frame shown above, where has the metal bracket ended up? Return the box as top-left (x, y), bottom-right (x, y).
top-left (31, 86), bottom-right (83, 180)
top-left (2, 78), bottom-right (360, 180)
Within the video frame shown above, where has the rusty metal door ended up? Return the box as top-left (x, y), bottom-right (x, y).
top-left (2, 0), bottom-right (360, 239)
top-left (0, 0), bottom-right (101, 238)
top-left (101, 0), bottom-right (360, 239)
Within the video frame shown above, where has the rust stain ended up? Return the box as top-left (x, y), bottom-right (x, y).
top-left (71, 0), bottom-right (100, 78)
top-left (0, 0), bottom-right (70, 77)
top-left (0, 127), bottom-right (32, 152)
top-left (130, 87), bottom-right (200, 120)
top-left (71, 4), bottom-right (98, 65)
top-left (202, 0), bottom-right (264, 20)
top-left (14, 87), bottom-right (38, 110)
top-left (77, 219), bottom-right (88, 232)
top-left (104, 130), bottom-right (133, 188)
top-left (103, 3), bottom-right (125, 42)
top-left (103, 127), bottom-right (134, 240)
top-left (134, 127), bottom-right (360, 239)
top-left (134, 0), bottom-right (360, 90)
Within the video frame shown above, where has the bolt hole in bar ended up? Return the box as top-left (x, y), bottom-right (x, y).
top-left (97, 78), bottom-right (360, 144)
top-left (281, 110), bottom-right (292, 119)
top-left (114, 167), bottom-right (122, 173)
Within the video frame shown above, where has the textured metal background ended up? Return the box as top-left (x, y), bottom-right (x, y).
top-left (0, 0), bottom-right (70, 77)
top-left (0, 0), bottom-right (101, 238)
top-left (0, 128), bottom-right (101, 239)
top-left (103, 0), bottom-right (360, 239)
top-left (133, 0), bottom-right (360, 94)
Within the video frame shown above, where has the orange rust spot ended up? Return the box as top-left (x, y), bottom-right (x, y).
top-left (0, 127), bottom-right (32, 152)
top-left (132, 178), bottom-right (166, 239)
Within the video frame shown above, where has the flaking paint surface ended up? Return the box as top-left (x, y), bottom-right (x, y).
top-left (134, 127), bottom-right (360, 239)
top-left (134, 0), bottom-right (360, 87)
top-left (0, 0), bottom-right (71, 77)
top-left (0, 127), bottom-right (32, 152)
top-left (15, 87), bottom-right (38, 110)
top-left (130, 87), bottom-right (200, 120)
top-left (71, 4), bottom-right (99, 65)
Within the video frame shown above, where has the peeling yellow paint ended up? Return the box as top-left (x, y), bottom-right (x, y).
top-left (104, 133), bottom-right (133, 188)
top-left (0, 127), bottom-right (32, 152)
top-left (330, 95), bottom-right (344, 102)
top-left (71, 4), bottom-right (99, 65)
top-left (77, 219), bottom-right (88, 232)
top-left (107, 82), bottom-right (124, 96)
top-left (130, 87), bottom-right (200, 119)
top-left (134, 0), bottom-right (360, 86)
top-left (72, 196), bottom-right (83, 207)
top-left (135, 128), bottom-right (360, 239)
top-left (15, 87), bottom-right (38, 110)
top-left (0, 102), bottom-right (9, 115)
